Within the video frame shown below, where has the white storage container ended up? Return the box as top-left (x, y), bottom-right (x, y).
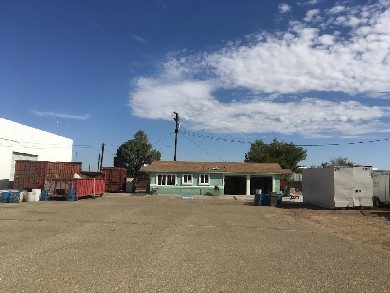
top-left (372, 171), bottom-right (390, 205)
top-left (32, 189), bottom-right (41, 201)
top-left (26, 189), bottom-right (41, 202)
top-left (303, 167), bottom-right (373, 209)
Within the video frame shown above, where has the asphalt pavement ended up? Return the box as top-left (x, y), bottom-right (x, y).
top-left (1, 194), bottom-right (389, 292)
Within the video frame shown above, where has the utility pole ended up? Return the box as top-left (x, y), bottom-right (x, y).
top-left (98, 153), bottom-right (101, 171)
top-left (173, 112), bottom-right (180, 161)
top-left (100, 143), bottom-right (105, 171)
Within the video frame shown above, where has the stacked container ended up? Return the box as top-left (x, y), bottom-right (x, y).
top-left (13, 161), bottom-right (82, 190)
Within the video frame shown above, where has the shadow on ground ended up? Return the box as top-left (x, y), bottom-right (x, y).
top-left (362, 210), bottom-right (390, 221)
top-left (243, 200), bottom-right (326, 210)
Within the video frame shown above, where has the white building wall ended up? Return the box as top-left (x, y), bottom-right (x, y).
top-left (0, 118), bottom-right (73, 189)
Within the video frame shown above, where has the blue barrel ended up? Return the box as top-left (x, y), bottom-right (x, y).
top-left (66, 189), bottom-right (77, 201)
top-left (9, 191), bottom-right (21, 203)
top-left (254, 194), bottom-right (261, 206)
top-left (1, 191), bottom-right (10, 203)
top-left (260, 194), bottom-right (270, 206)
top-left (40, 190), bottom-right (51, 201)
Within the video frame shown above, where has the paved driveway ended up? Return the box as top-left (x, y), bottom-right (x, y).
top-left (1, 194), bottom-right (389, 292)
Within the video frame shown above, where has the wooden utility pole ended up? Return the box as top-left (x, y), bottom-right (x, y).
top-left (173, 112), bottom-right (180, 161)
top-left (100, 143), bottom-right (105, 171)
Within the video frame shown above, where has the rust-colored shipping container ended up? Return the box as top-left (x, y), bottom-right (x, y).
top-left (13, 161), bottom-right (82, 190)
top-left (101, 167), bottom-right (127, 192)
top-left (44, 178), bottom-right (105, 200)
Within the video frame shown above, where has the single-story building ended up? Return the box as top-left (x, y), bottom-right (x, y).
top-left (0, 118), bottom-right (73, 189)
top-left (141, 161), bottom-right (291, 196)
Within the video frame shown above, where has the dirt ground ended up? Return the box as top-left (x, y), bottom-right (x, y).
top-left (160, 194), bottom-right (390, 252)
top-left (2, 194), bottom-right (390, 292)
top-left (266, 202), bottom-right (390, 252)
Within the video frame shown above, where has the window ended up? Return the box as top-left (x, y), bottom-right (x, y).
top-left (157, 174), bottom-right (176, 186)
top-left (182, 174), bottom-right (193, 185)
top-left (199, 174), bottom-right (210, 185)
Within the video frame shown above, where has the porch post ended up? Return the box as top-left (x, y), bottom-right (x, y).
top-left (246, 175), bottom-right (251, 195)
top-left (272, 175), bottom-right (276, 192)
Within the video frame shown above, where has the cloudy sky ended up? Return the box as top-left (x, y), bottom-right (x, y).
top-left (1, 0), bottom-right (390, 169)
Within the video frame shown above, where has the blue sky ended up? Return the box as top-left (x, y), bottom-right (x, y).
top-left (1, 0), bottom-right (390, 170)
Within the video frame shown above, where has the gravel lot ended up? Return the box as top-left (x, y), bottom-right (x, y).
top-left (1, 194), bottom-right (390, 292)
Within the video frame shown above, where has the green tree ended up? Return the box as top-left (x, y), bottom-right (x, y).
top-left (320, 156), bottom-right (359, 168)
top-left (114, 130), bottom-right (161, 178)
top-left (244, 138), bottom-right (307, 173)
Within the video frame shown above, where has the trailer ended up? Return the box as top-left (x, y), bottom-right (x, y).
top-left (101, 167), bottom-right (127, 192)
top-left (303, 167), bottom-right (373, 209)
top-left (372, 171), bottom-right (390, 207)
top-left (44, 177), bottom-right (105, 201)
top-left (13, 161), bottom-right (82, 190)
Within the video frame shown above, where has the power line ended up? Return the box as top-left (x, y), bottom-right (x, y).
top-left (181, 132), bottom-right (226, 162)
top-left (151, 132), bottom-right (175, 145)
top-left (180, 130), bottom-right (390, 147)
top-left (0, 137), bottom-right (96, 148)
top-left (0, 143), bottom-right (95, 150)
top-left (181, 130), bottom-right (250, 144)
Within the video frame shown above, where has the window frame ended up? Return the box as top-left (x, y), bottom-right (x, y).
top-left (157, 174), bottom-right (176, 186)
top-left (199, 174), bottom-right (210, 185)
top-left (182, 174), bottom-right (193, 185)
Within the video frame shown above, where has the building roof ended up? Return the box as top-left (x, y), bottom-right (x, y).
top-left (141, 161), bottom-right (291, 174)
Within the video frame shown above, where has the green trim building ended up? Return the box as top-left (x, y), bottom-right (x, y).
top-left (141, 161), bottom-right (291, 196)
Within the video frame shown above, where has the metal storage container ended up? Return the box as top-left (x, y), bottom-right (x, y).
top-left (303, 167), bottom-right (373, 209)
top-left (101, 167), bottom-right (127, 192)
top-left (13, 161), bottom-right (82, 190)
top-left (372, 171), bottom-right (390, 206)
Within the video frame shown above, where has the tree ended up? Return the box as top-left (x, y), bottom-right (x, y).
top-left (114, 130), bottom-right (161, 178)
top-left (320, 156), bottom-right (359, 168)
top-left (244, 138), bottom-right (307, 173)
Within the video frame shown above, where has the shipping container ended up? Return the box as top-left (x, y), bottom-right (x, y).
top-left (372, 171), bottom-right (390, 206)
top-left (44, 178), bottom-right (105, 200)
top-left (101, 167), bottom-right (127, 192)
top-left (13, 161), bottom-right (82, 190)
top-left (302, 167), bottom-right (373, 209)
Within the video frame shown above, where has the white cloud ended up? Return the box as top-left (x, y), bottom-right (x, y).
top-left (31, 110), bottom-right (90, 120)
top-left (328, 5), bottom-right (345, 14)
top-left (279, 3), bottom-right (292, 14)
top-left (299, 0), bottom-right (320, 5)
top-left (131, 82), bottom-right (390, 136)
top-left (132, 34), bottom-right (146, 43)
top-left (304, 9), bottom-right (321, 22)
top-left (318, 34), bottom-right (335, 45)
top-left (129, 1), bottom-right (390, 137)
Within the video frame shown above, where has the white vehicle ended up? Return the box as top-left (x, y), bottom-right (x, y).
top-left (372, 171), bottom-right (390, 207)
